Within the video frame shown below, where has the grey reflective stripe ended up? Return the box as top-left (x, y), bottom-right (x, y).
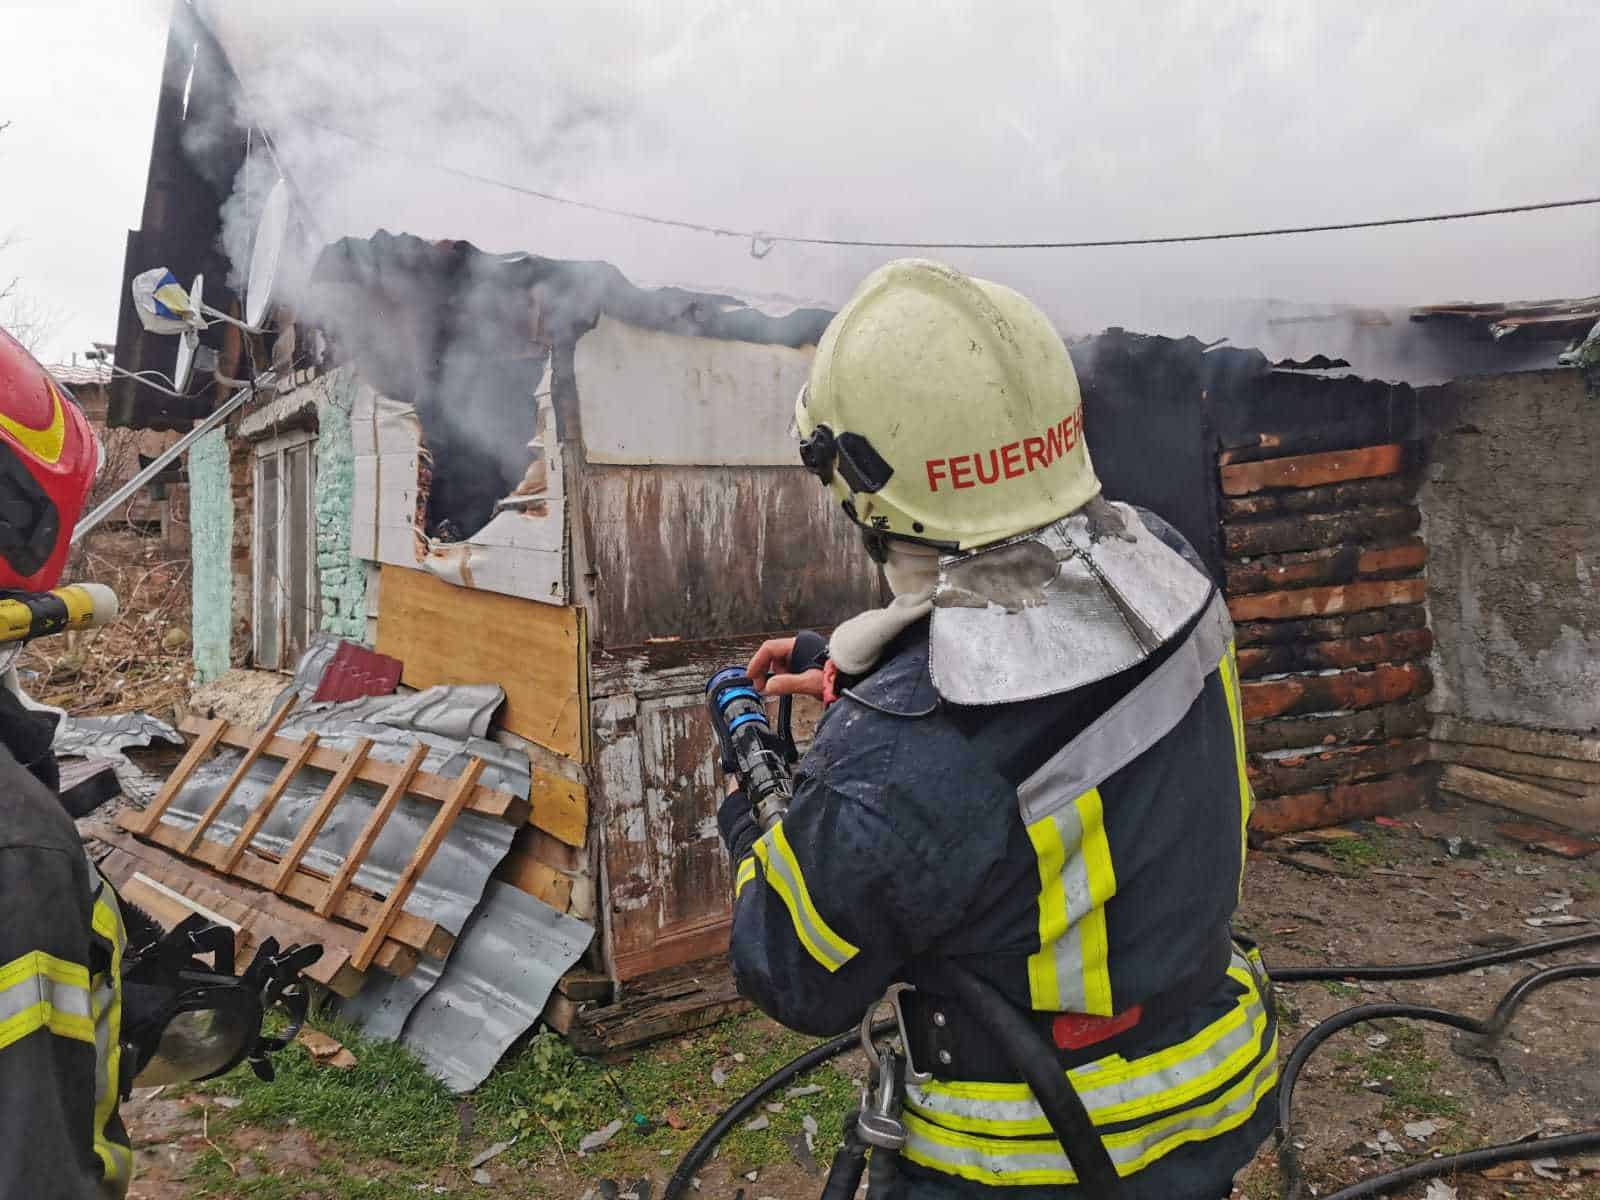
top-left (752, 834), bottom-right (856, 971)
top-left (0, 961), bottom-right (93, 1026)
top-left (1037, 803), bottom-right (1096, 1013)
top-left (905, 955), bottom-right (1268, 1130)
top-left (1017, 591), bottom-right (1233, 824)
top-left (903, 1042), bottom-right (1277, 1182)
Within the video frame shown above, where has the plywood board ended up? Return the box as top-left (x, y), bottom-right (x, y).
top-left (376, 566), bottom-right (588, 762)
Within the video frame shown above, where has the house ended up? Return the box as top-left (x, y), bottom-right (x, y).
top-left (104, 5), bottom-right (1600, 1049)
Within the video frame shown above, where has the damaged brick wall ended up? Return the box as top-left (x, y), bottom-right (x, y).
top-left (1218, 443), bottom-right (1433, 833)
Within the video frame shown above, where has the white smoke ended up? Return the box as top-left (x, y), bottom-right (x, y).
top-left (192, 0), bottom-right (1600, 359)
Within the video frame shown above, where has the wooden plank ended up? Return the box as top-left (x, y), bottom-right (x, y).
top-left (1251, 771), bottom-right (1427, 835)
top-left (103, 819), bottom-right (435, 979)
top-left (91, 824), bottom-right (369, 996)
top-left (375, 566), bottom-right (587, 761)
top-left (1431, 717), bottom-right (1600, 765)
top-left (1504, 772), bottom-right (1593, 798)
top-left (1438, 765), bottom-right (1600, 833)
top-left (316, 741), bottom-right (429, 919)
top-left (1220, 444), bottom-right (1407, 496)
top-left (1236, 604), bottom-right (1427, 648)
top-left (219, 732), bottom-right (320, 872)
top-left (1245, 701), bottom-right (1430, 753)
top-left (135, 717), bottom-right (226, 835)
top-left (178, 718), bottom-right (526, 823)
top-left (1227, 578), bottom-right (1426, 624)
top-left (1223, 505), bottom-right (1420, 558)
top-left (353, 758), bottom-right (484, 971)
top-left (1241, 663), bottom-right (1432, 723)
top-left (180, 704), bottom-right (294, 854)
top-left (1248, 738), bottom-right (1428, 799)
top-left (1219, 474), bottom-right (1417, 520)
top-left (556, 969), bottom-right (613, 1002)
top-left (272, 739), bottom-right (374, 895)
top-left (493, 851), bottom-right (574, 911)
top-left (1430, 742), bottom-right (1600, 786)
top-left (529, 768), bottom-right (588, 848)
top-left (1236, 628), bottom-right (1433, 678)
top-left (1225, 540), bottom-right (1425, 595)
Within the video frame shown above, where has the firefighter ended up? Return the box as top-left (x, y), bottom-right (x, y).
top-left (719, 261), bottom-right (1277, 1198)
top-left (0, 325), bottom-right (134, 1198)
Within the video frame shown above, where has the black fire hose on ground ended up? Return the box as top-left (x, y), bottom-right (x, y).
top-left (662, 932), bottom-right (1600, 1200)
top-left (1276, 961), bottom-right (1600, 1200)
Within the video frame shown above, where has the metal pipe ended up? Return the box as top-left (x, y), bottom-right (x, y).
top-left (73, 371), bottom-right (275, 542)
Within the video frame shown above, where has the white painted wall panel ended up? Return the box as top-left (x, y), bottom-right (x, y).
top-left (574, 316), bottom-right (813, 467)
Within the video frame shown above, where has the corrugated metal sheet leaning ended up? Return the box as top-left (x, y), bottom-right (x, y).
top-left (141, 642), bottom-right (599, 1087)
top-left (154, 684), bottom-right (524, 937)
top-left (343, 880), bottom-right (592, 1092)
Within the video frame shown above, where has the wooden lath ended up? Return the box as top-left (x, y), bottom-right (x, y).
top-left (118, 715), bottom-right (523, 991)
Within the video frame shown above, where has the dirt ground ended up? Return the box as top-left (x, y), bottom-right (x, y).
top-left (115, 795), bottom-right (1598, 1200)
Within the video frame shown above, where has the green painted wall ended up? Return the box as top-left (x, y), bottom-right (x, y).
top-left (188, 427), bottom-right (233, 682)
top-left (315, 370), bottom-right (366, 640)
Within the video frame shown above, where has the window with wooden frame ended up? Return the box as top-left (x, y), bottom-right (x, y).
top-left (253, 430), bottom-right (320, 670)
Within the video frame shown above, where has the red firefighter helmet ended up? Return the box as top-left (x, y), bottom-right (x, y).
top-left (0, 326), bottom-right (99, 591)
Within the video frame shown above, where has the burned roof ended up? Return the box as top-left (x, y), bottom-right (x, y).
top-left (1410, 296), bottom-right (1600, 343)
top-left (311, 231), bottom-right (835, 351)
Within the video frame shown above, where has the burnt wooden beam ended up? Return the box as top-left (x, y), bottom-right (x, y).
top-left (1235, 604), bottom-right (1427, 648)
top-left (1250, 770), bottom-right (1428, 834)
top-left (1431, 717), bottom-right (1600, 765)
top-left (1237, 628), bottom-right (1434, 679)
top-left (1225, 539), bottom-right (1425, 595)
top-left (1223, 505), bottom-right (1421, 558)
top-left (1241, 662), bottom-right (1433, 723)
top-left (1245, 701), bottom-right (1431, 753)
top-left (1220, 443), bottom-right (1410, 496)
top-left (1220, 474), bottom-right (1419, 520)
top-left (1438, 765), bottom-right (1600, 834)
top-left (1248, 738), bottom-right (1429, 798)
top-left (1228, 577), bottom-right (1426, 624)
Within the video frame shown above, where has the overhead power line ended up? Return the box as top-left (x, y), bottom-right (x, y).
top-left (300, 117), bottom-right (1600, 254)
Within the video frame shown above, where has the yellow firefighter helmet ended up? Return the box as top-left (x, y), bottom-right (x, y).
top-left (796, 259), bottom-right (1100, 552)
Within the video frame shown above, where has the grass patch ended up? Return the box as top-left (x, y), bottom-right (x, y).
top-left (1320, 981), bottom-right (1361, 999)
top-left (1333, 1025), bottom-right (1460, 1119)
top-left (184, 1007), bottom-right (862, 1190)
top-left (1323, 835), bottom-right (1396, 872)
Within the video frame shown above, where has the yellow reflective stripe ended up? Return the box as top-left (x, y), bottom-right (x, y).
top-left (1025, 813), bottom-right (1066, 1010)
top-left (751, 823), bottom-right (859, 972)
top-left (1076, 790), bottom-right (1116, 1017)
top-left (734, 856), bottom-right (757, 899)
top-left (0, 951), bottom-right (96, 1050)
top-left (902, 1037), bottom-right (1279, 1186)
top-left (1024, 788), bottom-right (1117, 1015)
top-left (1218, 643), bottom-right (1252, 896)
top-left (89, 881), bottom-right (130, 1187)
top-left (906, 962), bottom-right (1271, 1135)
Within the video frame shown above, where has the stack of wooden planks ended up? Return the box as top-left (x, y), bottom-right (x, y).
top-left (97, 711), bottom-right (528, 998)
top-left (1433, 717), bottom-right (1600, 835)
top-left (1219, 442), bottom-right (1434, 834)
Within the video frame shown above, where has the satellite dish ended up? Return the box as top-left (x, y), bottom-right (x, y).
top-left (245, 179), bottom-right (289, 328)
top-left (172, 274), bottom-right (204, 392)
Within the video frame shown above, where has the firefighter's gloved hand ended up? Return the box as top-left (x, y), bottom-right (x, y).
top-left (718, 782), bottom-right (761, 863)
top-left (747, 635), bottom-right (827, 700)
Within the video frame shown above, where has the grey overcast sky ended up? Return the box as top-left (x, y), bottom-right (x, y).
top-left (1, 1), bottom-right (167, 365)
top-left (4, 1), bottom-right (1599, 368)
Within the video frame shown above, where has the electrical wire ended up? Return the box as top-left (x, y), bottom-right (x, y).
top-left (290, 117), bottom-right (1600, 253)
